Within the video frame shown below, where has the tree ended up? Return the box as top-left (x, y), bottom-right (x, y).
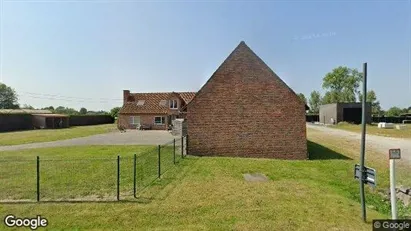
top-left (308, 91), bottom-right (321, 113)
top-left (322, 66), bottom-right (362, 103)
top-left (358, 90), bottom-right (382, 115)
top-left (385, 107), bottom-right (403, 116)
top-left (110, 107), bottom-right (121, 118)
top-left (54, 106), bottom-right (79, 115)
top-left (297, 93), bottom-right (307, 105)
top-left (79, 107), bottom-right (87, 115)
top-left (42, 106), bottom-right (54, 111)
top-left (0, 83), bottom-right (19, 109)
top-left (21, 104), bottom-right (34, 109)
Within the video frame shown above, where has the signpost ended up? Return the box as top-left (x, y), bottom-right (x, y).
top-left (359, 62), bottom-right (367, 222)
top-left (389, 148), bottom-right (401, 219)
top-left (354, 164), bottom-right (377, 187)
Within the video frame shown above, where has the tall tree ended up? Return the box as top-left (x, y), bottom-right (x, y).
top-left (79, 107), bottom-right (88, 115)
top-left (358, 90), bottom-right (382, 115)
top-left (0, 83), bottom-right (19, 109)
top-left (297, 93), bottom-right (307, 105)
top-left (322, 66), bottom-right (362, 103)
top-left (308, 91), bottom-right (321, 113)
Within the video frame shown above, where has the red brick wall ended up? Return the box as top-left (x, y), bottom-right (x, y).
top-left (187, 42), bottom-right (307, 160)
top-left (118, 114), bottom-right (167, 130)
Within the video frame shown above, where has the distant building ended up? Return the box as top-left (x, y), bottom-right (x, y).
top-left (319, 102), bottom-right (372, 125)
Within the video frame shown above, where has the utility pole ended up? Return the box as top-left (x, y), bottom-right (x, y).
top-left (359, 62), bottom-right (367, 222)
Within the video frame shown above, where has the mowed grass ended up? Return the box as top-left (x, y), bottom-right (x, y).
top-left (333, 123), bottom-right (411, 139)
top-left (0, 144), bottom-right (179, 201)
top-left (0, 141), bottom-right (394, 230)
top-left (0, 124), bottom-right (117, 146)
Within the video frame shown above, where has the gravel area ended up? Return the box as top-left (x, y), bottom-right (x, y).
top-left (307, 123), bottom-right (411, 163)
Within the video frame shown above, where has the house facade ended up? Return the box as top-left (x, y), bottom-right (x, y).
top-left (186, 41), bottom-right (308, 160)
top-left (118, 91), bottom-right (196, 130)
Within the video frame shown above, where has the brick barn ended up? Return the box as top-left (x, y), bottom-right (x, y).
top-left (186, 41), bottom-right (308, 159)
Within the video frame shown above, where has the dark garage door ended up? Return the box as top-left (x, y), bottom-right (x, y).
top-left (343, 108), bottom-right (362, 124)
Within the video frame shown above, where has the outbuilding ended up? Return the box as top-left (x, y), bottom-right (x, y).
top-left (32, 114), bottom-right (70, 129)
top-left (186, 41), bottom-right (308, 160)
top-left (319, 102), bottom-right (372, 125)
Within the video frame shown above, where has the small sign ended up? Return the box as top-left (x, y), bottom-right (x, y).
top-left (389, 149), bottom-right (401, 159)
top-left (354, 164), bottom-right (377, 187)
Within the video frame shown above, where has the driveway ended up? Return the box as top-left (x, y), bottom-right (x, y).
top-left (0, 130), bottom-right (176, 151)
top-left (307, 123), bottom-right (411, 163)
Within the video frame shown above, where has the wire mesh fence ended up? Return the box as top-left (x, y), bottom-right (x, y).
top-left (0, 136), bottom-right (187, 202)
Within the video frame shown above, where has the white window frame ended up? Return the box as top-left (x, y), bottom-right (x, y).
top-left (169, 99), bottom-right (178, 109)
top-left (154, 116), bottom-right (165, 125)
top-left (129, 116), bottom-right (140, 125)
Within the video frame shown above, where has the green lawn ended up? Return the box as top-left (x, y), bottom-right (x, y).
top-left (0, 124), bottom-right (117, 146)
top-left (333, 123), bottom-right (411, 139)
top-left (0, 139), bottom-right (401, 230)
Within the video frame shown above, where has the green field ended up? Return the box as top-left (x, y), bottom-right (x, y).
top-left (0, 124), bottom-right (117, 146)
top-left (3, 132), bottom-right (410, 230)
top-left (333, 123), bottom-right (411, 139)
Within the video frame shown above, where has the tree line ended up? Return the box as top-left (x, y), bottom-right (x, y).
top-left (297, 66), bottom-right (411, 117)
top-left (0, 83), bottom-right (121, 118)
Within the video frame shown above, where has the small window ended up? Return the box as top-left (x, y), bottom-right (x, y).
top-left (129, 116), bottom-right (140, 125)
top-left (159, 100), bottom-right (167, 106)
top-left (154, 116), bottom-right (165, 125)
top-left (170, 99), bottom-right (178, 109)
top-left (136, 100), bottom-right (145, 106)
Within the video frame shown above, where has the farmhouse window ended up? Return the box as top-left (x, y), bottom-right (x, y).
top-left (170, 100), bottom-right (178, 109)
top-left (154, 116), bottom-right (165, 125)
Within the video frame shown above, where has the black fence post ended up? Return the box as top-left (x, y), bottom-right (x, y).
top-left (158, 145), bottom-right (161, 178)
top-left (133, 153), bottom-right (137, 198)
top-left (117, 155), bottom-right (120, 201)
top-left (173, 139), bottom-right (176, 164)
top-left (36, 156), bottom-right (40, 202)
top-left (181, 136), bottom-right (184, 159)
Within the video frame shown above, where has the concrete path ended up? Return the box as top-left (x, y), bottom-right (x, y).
top-left (0, 130), bottom-right (176, 151)
top-left (307, 124), bottom-right (411, 163)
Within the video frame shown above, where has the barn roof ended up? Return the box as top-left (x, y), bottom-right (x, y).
top-left (0, 109), bottom-right (53, 114)
top-left (186, 41), bottom-right (309, 110)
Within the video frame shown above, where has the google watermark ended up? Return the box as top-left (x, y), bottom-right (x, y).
top-left (3, 214), bottom-right (48, 230)
top-left (373, 219), bottom-right (411, 231)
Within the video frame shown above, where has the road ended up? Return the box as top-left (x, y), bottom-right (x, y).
top-left (0, 130), bottom-right (176, 152)
top-left (307, 124), bottom-right (411, 163)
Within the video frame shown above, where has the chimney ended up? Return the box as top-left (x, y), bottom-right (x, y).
top-left (123, 90), bottom-right (130, 104)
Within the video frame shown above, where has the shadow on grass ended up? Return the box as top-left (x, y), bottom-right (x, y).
top-left (308, 140), bottom-right (352, 160)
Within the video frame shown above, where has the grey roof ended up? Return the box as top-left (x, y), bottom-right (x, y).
top-left (0, 109), bottom-right (53, 114)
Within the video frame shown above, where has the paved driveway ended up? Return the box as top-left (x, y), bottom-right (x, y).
top-left (307, 123), bottom-right (411, 163)
top-left (0, 130), bottom-right (176, 151)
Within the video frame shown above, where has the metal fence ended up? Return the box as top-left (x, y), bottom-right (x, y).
top-left (0, 136), bottom-right (187, 202)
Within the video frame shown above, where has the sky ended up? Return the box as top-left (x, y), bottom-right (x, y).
top-left (0, 0), bottom-right (410, 111)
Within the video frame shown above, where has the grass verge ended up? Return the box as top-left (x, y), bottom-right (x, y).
top-left (0, 124), bottom-right (116, 146)
top-left (0, 140), bottom-right (394, 230)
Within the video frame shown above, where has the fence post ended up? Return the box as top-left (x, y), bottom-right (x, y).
top-left (36, 156), bottom-right (40, 202)
top-left (173, 139), bottom-right (176, 164)
top-left (181, 136), bottom-right (184, 159)
top-left (158, 145), bottom-right (161, 178)
top-left (133, 153), bottom-right (137, 199)
top-left (117, 155), bottom-right (120, 201)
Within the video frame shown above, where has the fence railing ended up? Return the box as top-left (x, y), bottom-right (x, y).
top-left (0, 136), bottom-right (187, 202)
